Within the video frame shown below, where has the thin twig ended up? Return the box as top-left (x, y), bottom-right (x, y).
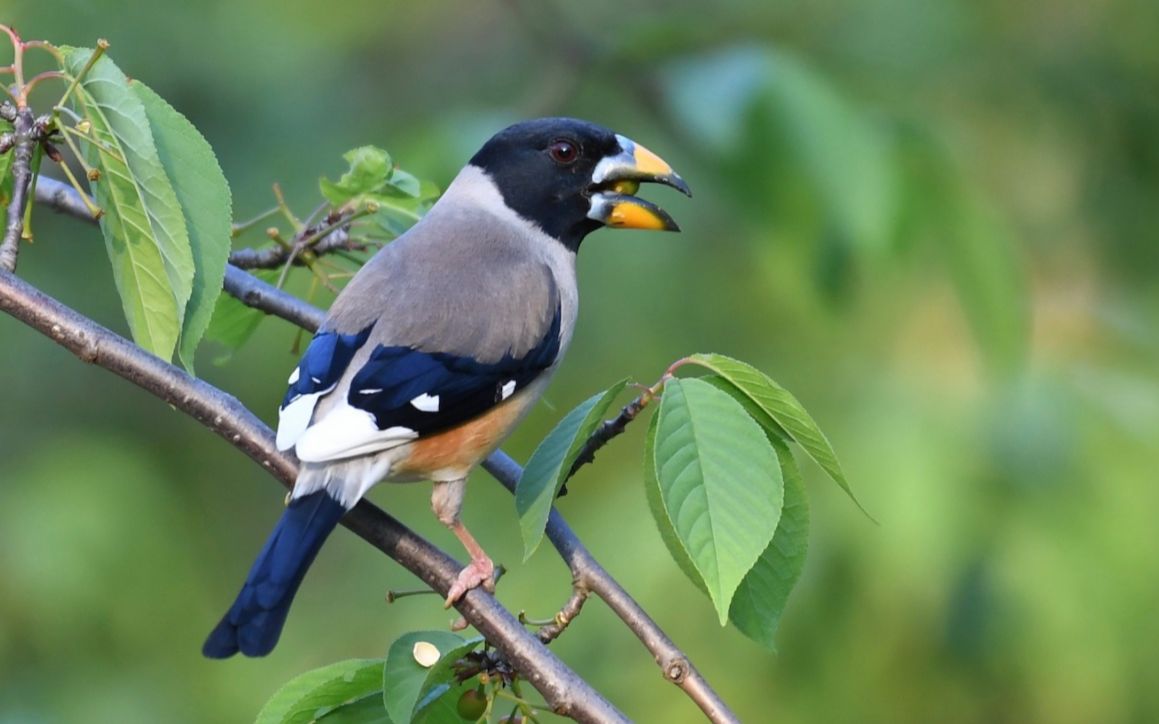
top-left (560, 387), bottom-right (656, 495)
top-left (0, 108), bottom-right (37, 271)
top-left (533, 585), bottom-right (590, 644)
top-left (229, 216), bottom-right (362, 272)
top-left (32, 176), bottom-right (740, 723)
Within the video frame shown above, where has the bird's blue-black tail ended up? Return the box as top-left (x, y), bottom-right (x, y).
top-left (202, 490), bottom-right (347, 658)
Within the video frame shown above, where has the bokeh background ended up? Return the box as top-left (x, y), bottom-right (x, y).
top-left (3, 1), bottom-right (1157, 722)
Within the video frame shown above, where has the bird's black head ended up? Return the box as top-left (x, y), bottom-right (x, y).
top-left (469, 117), bottom-right (690, 251)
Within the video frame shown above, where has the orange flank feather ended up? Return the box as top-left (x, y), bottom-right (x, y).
top-left (391, 388), bottom-right (536, 481)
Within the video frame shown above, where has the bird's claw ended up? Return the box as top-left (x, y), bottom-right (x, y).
top-left (444, 556), bottom-right (495, 608)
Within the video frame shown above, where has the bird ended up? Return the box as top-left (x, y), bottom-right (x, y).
top-left (202, 117), bottom-right (690, 658)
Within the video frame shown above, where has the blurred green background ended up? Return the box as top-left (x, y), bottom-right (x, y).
top-left (3, 1), bottom-right (1157, 722)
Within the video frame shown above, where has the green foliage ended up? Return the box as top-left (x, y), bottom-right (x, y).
top-left (130, 81), bottom-right (233, 372)
top-left (382, 632), bottom-right (481, 724)
top-left (255, 659), bottom-right (387, 724)
top-left (889, 127), bottom-right (1029, 372)
top-left (321, 146), bottom-right (417, 204)
top-left (61, 47), bottom-right (196, 361)
top-left (254, 634), bottom-right (483, 724)
top-left (663, 46), bottom-right (896, 251)
top-left (515, 378), bottom-right (629, 559)
top-left (688, 353), bottom-right (869, 518)
top-left (321, 146), bottom-right (438, 235)
top-left (662, 45), bottom-right (1028, 371)
top-left (644, 403), bottom-right (811, 649)
top-left (651, 377), bottom-right (784, 624)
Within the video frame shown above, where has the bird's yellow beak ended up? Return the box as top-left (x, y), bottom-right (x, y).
top-left (587, 135), bottom-right (691, 232)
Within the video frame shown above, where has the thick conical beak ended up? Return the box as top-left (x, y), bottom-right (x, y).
top-left (587, 134), bottom-right (691, 232)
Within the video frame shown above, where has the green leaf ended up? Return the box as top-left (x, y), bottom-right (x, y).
top-left (322, 146), bottom-right (394, 206)
top-left (687, 353), bottom-right (870, 519)
top-left (369, 203), bottom-right (425, 238)
top-left (516, 379), bottom-right (630, 560)
top-left (646, 405), bottom-right (810, 647)
top-left (413, 684), bottom-right (473, 724)
top-left (254, 658), bottom-right (386, 724)
top-left (131, 80), bottom-right (232, 373)
top-left (385, 168), bottom-right (421, 198)
top-left (653, 377), bottom-right (783, 623)
top-left (382, 631), bottom-right (478, 724)
top-left (61, 47), bottom-right (194, 361)
top-left (728, 435), bottom-right (810, 649)
top-left (204, 268), bottom-right (276, 361)
top-left (315, 694), bottom-right (393, 723)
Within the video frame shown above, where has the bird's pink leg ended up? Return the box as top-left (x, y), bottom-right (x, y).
top-left (444, 520), bottom-right (496, 606)
top-left (431, 478), bottom-right (496, 607)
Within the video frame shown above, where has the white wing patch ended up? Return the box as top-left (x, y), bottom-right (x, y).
top-left (295, 400), bottom-right (418, 463)
top-left (500, 380), bottom-right (517, 400)
top-left (276, 389), bottom-right (328, 451)
top-left (287, 367), bottom-right (300, 385)
top-left (410, 393), bottom-right (440, 412)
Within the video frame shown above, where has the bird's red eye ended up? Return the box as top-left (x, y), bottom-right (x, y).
top-left (548, 140), bottom-right (578, 165)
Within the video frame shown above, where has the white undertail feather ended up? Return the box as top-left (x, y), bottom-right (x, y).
top-left (293, 455), bottom-right (395, 509)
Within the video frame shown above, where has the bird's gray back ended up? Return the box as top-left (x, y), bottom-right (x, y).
top-left (326, 179), bottom-right (573, 363)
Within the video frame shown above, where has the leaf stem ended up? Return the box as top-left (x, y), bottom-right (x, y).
top-left (61, 124), bottom-right (123, 162)
top-left (23, 40), bottom-right (63, 63)
top-left (231, 206), bottom-right (281, 238)
top-left (271, 182), bottom-right (300, 230)
top-left (385, 588), bottom-right (441, 603)
top-left (57, 38), bottom-right (109, 108)
top-left (20, 144), bottom-right (42, 241)
top-left (21, 71), bottom-right (66, 103)
top-left (0, 25), bottom-right (23, 94)
top-left (50, 149), bottom-right (102, 218)
top-left (493, 689), bottom-right (543, 723)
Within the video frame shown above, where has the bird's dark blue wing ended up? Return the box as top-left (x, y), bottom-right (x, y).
top-left (347, 303), bottom-right (562, 436)
top-left (282, 326), bottom-right (374, 406)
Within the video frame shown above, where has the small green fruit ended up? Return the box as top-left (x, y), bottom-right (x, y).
top-left (456, 688), bottom-right (487, 720)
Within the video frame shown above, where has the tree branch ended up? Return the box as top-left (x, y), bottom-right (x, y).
top-left (32, 175), bottom-right (740, 723)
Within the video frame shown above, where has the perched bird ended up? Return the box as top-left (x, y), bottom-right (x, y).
top-left (203, 117), bottom-right (689, 658)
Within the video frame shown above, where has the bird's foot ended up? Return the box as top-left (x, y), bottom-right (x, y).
top-left (444, 555), bottom-right (495, 608)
